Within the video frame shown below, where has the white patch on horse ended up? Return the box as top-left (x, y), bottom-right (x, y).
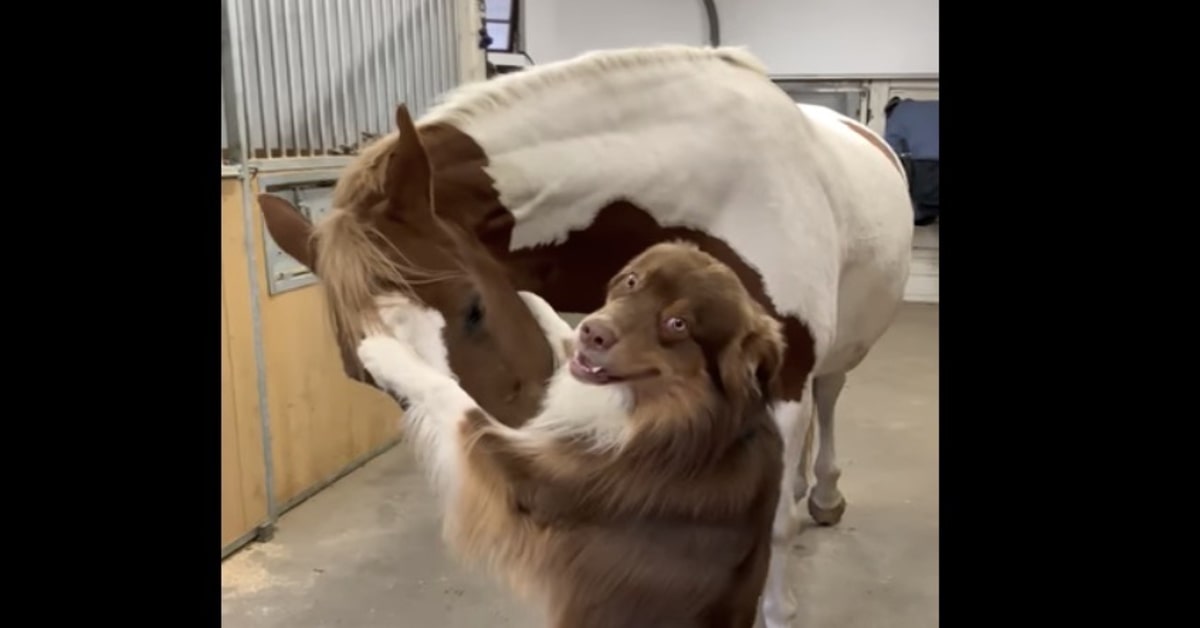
top-left (429, 46), bottom-right (908, 369)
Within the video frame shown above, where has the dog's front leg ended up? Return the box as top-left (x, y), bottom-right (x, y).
top-left (518, 291), bottom-right (576, 368)
top-left (357, 333), bottom-right (483, 502)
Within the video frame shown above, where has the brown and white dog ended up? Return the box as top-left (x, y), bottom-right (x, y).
top-left (357, 241), bottom-right (787, 628)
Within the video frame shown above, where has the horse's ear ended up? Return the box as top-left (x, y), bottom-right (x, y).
top-left (258, 193), bottom-right (319, 272)
top-left (384, 104), bottom-right (433, 220)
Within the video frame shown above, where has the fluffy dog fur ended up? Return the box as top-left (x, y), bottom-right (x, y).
top-left (357, 241), bottom-right (787, 628)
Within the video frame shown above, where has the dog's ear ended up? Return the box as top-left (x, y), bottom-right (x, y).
top-left (718, 311), bottom-right (786, 408)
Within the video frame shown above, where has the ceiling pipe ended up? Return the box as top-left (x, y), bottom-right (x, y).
top-left (701, 0), bottom-right (721, 46)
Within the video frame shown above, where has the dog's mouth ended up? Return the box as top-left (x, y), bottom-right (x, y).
top-left (569, 350), bottom-right (657, 385)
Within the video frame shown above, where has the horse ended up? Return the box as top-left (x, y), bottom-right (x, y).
top-left (257, 45), bottom-right (914, 628)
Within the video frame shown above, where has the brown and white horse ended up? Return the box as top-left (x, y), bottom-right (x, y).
top-left (259, 45), bottom-right (914, 627)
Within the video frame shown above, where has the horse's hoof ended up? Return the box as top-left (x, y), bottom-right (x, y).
top-left (807, 496), bottom-right (846, 526)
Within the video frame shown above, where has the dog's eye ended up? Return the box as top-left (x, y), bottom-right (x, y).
top-left (665, 317), bottom-right (687, 332)
top-left (623, 273), bottom-right (638, 289)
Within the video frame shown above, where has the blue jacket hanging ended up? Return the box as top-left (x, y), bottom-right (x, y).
top-left (884, 97), bottom-right (939, 226)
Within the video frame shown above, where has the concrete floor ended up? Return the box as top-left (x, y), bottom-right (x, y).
top-left (222, 303), bottom-right (938, 628)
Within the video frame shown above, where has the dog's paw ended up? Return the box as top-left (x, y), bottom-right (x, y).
top-left (356, 334), bottom-right (409, 377)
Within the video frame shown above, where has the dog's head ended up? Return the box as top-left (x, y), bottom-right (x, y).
top-left (569, 241), bottom-right (786, 411)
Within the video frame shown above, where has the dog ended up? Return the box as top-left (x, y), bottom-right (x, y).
top-left (357, 241), bottom-right (787, 628)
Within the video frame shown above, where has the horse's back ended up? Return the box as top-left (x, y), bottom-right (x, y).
top-left (793, 104), bottom-right (914, 375)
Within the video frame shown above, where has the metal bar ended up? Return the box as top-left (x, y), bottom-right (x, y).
top-left (247, 155), bottom-right (357, 173)
top-left (281, 0), bottom-right (301, 155)
top-left (265, 0), bottom-right (288, 156)
top-left (298, 0), bottom-right (319, 154)
top-left (770, 73), bottom-right (940, 81)
top-left (371, 0), bottom-right (386, 133)
top-left (402, 0), bottom-right (416, 112)
top-left (256, 169), bottom-right (348, 189)
top-left (220, 0), bottom-right (247, 163)
top-left (251, 0), bottom-right (273, 158)
top-left (238, 168), bottom-right (279, 520)
top-left (337, 0), bottom-right (354, 149)
top-left (431, 0), bottom-right (441, 106)
top-left (427, 0), bottom-right (440, 103)
top-left (323, 0), bottom-right (341, 151)
top-left (356, 0), bottom-right (373, 139)
top-left (383, 0), bottom-right (398, 120)
top-left (445, 0), bottom-right (456, 86)
top-left (411, 0), bottom-right (425, 114)
top-left (431, 0), bottom-right (445, 102)
top-left (343, 0), bottom-right (361, 145)
top-left (443, 0), bottom-right (454, 89)
top-left (297, 1), bottom-right (314, 155)
top-left (231, 0), bottom-right (282, 516)
top-left (447, 0), bottom-right (460, 85)
top-left (311, 0), bottom-right (328, 155)
top-left (331, 0), bottom-right (350, 150)
top-left (442, 0), bottom-right (454, 86)
top-left (421, 0), bottom-right (433, 113)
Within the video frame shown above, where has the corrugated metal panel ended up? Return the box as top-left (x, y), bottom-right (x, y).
top-left (225, 0), bottom-right (464, 161)
top-left (222, 85), bottom-right (230, 151)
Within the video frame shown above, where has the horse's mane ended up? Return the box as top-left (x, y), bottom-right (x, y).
top-left (424, 44), bottom-right (768, 127)
top-left (313, 45), bottom-right (769, 350)
top-left (312, 211), bottom-right (441, 351)
top-left (332, 45), bottom-right (768, 212)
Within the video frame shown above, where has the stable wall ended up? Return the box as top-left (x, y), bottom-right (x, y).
top-left (246, 174), bottom-right (401, 509)
top-left (221, 176), bottom-right (270, 550)
top-left (220, 174), bottom-right (402, 556)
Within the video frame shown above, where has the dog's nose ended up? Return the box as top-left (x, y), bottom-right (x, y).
top-left (578, 318), bottom-right (617, 350)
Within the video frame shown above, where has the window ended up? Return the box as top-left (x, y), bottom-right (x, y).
top-left (484, 0), bottom-right (517, 52)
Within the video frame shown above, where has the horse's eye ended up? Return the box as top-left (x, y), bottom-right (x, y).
top-left (464, 296), bottom-right (484, 331)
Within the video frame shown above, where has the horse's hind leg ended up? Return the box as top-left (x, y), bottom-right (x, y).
top-left (808, 372), bottom-right (848, 526)
top-left (792, 413), bottom-right (815, 502)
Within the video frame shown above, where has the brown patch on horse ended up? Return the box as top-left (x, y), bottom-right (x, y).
top-left (451, 242), bottom-right (784, 628)
top-left (840, 118), bottom-right (905, 176)
top-left (408, 123), bottom-right (817, 402)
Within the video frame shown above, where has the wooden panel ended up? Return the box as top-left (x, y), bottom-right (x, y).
top-left (221, 179), bottom-right (270, 548)
top-left (221, 283), bottom-right (248, 547)
top-left (248, 175), bottom-right (401, 507)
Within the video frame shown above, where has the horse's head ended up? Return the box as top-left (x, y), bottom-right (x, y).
top-left (259, 104), bottom-right (556, 426)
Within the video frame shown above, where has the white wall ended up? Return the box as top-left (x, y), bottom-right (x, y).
top-left (523, 0), bottom-right (708, 64)
top-left (717, 0), bottom-right (938, 75)
top-left (522, 0), bottom-right (938, 76)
